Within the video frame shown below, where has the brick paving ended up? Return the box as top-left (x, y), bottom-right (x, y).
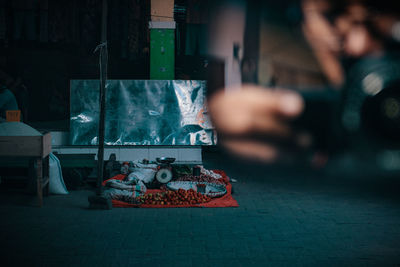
top-left (1, 154), bottom-right (400, 266)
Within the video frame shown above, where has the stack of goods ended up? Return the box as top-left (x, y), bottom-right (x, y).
top-left (103, 159), bottom-right (157, 200)
top-left (103, 175), bottom-right (147, 199)
top-left (102, 160), bottom-right (238, 208)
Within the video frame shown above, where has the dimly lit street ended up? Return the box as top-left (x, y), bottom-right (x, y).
top-left (1, 0), bottom-right (400, 266)
top-left (1, 151), bottom-right (400, 266)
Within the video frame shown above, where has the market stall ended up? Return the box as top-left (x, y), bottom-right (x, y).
top-left (101, 158), bottom-right (238, 208)
top-left (0, 122), bottom-right (51, 207)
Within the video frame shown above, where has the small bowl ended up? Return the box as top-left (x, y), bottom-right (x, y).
top-left (156, 157), bottom-right (176, 164)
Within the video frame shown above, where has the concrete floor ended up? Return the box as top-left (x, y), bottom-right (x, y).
top-left (1, 152), bottom-right (400, 266)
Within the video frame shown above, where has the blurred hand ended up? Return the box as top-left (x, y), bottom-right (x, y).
top-left (303, 14), bottom-right (341, 53)
top-left (208, 85), bottom-right (306, 163)
top-left (302, 0), bottom-right (344, 86)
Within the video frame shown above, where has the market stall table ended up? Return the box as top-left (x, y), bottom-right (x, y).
top-left (0, 122), bottom-right (51, 207)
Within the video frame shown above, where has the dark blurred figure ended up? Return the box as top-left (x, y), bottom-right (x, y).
top-left (8, 76), bottom-right (29, 122)
top-left (208, 0), bottom-right (400, 164)
top-left (0, 77), bottom-right (18, 121)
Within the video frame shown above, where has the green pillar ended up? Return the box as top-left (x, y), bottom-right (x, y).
top-left (149, 22), bottom-right (176, 80)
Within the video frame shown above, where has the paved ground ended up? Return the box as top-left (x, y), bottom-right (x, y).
top-left (1, 152), bottom-right (400, 266)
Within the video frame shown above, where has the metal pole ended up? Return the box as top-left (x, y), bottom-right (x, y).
top-left (96, 0), bottom-right (108, 195)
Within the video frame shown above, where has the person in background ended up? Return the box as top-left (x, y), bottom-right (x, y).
top-left (8, 76), bottom-right (28, 121)
top-left (0, 77), bottom-right (18, 121)
top-left (208, 0), bottom-right (400, 163)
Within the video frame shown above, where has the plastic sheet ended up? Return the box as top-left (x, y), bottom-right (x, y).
top-left (70, 80), bottom-right (216, 146)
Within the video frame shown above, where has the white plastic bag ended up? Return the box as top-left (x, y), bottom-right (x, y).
top-left (49, 153), bottom-right (69, 195)
top-left (128, 161), bottom-right (158, 183)
top-left (128, 168), bottom-right (157, 184)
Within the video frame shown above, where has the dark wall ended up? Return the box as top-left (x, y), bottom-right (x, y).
top-left (0, 0), bottom-right (150, 124)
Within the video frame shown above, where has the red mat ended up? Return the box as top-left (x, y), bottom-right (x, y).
top-left (103, 170), bottom-right (239, 208)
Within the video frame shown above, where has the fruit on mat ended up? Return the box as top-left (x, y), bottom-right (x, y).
top-left (136, 189), bottom-right (211, 205)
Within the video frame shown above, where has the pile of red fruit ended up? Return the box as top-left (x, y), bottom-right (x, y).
top-left (136, 189), bottom-right (211, 205)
